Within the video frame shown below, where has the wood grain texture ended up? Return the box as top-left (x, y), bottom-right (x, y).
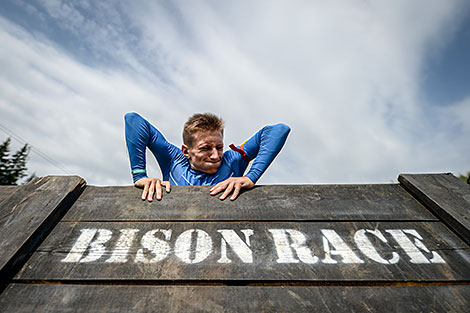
top-left (3, 174), bottom-right (470, 311)
top-left (0, 185), bottom-right (17, 207)
top-left (1, 284), bottom-right (469, 313)
top-left (0, 179), bottom-right (42, 223)
top-left (63, 184), bottom-right (437, 221)
top-left (0, 176), bottom-right (86, 289)
top-left (16, 221), bottom-right (470, 282)
top-left (399, 173), bottom-right (470, 245)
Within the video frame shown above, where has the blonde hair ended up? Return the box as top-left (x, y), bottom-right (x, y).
top-left (183, 113), bottom-right (224, 147)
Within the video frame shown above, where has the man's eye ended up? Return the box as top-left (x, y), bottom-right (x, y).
top-left (217, 146), bottom-right (223, 150)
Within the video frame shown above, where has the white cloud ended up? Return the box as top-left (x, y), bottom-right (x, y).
top-left (0, 0), bottom-right (469, 185)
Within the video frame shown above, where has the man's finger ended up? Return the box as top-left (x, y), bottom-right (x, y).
top-left (142, 181), bottom-right (150, 201)
top-left (147, 179), bottom-right (156, 202)
top-left (210, 182), bottom-right (220, 193)
top-left (156, 179), bottom-right (162, 201)
top-left (210, 181), bottom-right (226, 195)
top-left (220, 182), bottom-right (235, 200)
top-left (210, 182), bottom-right (222, 194)
top-left (230, 183), bottom-right (241, 201)
top-left (164, 181), bottom-right (171, 193)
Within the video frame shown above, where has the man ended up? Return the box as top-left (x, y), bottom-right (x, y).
top-left (124, 112), bottom-right (290, 201)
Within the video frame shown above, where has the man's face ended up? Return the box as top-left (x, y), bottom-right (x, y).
top-left (182, 130), bottom-right (224, 174)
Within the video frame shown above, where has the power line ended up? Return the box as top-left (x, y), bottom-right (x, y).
top-left (0, 123), bottom-right (73, 175)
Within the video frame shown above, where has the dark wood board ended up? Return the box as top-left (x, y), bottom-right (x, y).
top-left (0, 180), bottom-right (42, 224)
top-left (16, 221), bottom-right (470, 282)
top-left (399, 173), bottom-right (470, 245)
top-left (1, 284), bottom-right (469, 313)
top-left (2, 174), bottom-right (470, 312)
top-left (63, 184), bottom-right (437, 221)
top-left (0, 185), bottom-right (17, 207)
top-left (0, 176), bottom-right (86, 289)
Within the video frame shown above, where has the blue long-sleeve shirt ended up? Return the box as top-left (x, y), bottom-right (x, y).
top-left (124, 112), bottom-right (290, 186)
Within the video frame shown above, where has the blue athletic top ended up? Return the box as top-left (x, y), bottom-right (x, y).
top-left (124, 112), bottom-right (290, 186)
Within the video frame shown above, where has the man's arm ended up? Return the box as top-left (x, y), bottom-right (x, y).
top-left (242, 123), bottom-right (291, 184)
top-left (210, 123), bottom-right (291, 200)
top-left (124, 112), bottom-right (176, 201)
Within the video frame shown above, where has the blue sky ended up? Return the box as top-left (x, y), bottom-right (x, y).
top-left (423, 14), bottom-right (470, 105)
top-left (0, 0), bottom-right (469, 186)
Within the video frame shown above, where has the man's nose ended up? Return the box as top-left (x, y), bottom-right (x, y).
top-left (209, 148), bottom-right (220, 160)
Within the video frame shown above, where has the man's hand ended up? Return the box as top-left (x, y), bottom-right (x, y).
top-left (134, 177), bottom-right (171, 201)
top-left (209, 176), bottom-right (255, 201)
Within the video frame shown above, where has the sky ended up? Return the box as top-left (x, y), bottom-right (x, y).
top-left (0, 0), bottom-right (469, 186)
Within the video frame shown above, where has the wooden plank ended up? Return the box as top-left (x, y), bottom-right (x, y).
top-left (0, 176), bottom-right (86, 290)
top-left (0, 178), bottom-right (51, 281)
top-left (1, 284), bottom-right (469, 312)
top-left (16, 221), bottom-right (470, 282)
top-left (0, 185), bottom-right (21, 220)
top-left (0, 185), bottom-right (17, 206)
top-left (399, 173), bottom-right (470, 245)
top-left (63, 184), bottom-right (437, 221)
top-left (0, 180), bottom-right (43, 223)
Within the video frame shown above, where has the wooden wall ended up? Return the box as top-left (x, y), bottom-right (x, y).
top-left (0, 174), bottom-right (469, 312)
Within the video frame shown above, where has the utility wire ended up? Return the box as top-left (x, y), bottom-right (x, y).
top-left (0, 123), bottom-right (73, 175)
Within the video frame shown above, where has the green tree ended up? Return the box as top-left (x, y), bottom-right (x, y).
top-left (457, 172), bottom-right (470, 185)
top-left (0, 137), bottom-right (32, 185)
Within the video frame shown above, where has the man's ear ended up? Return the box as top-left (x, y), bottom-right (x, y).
top-left (181, 144), bottom-right (190, 159)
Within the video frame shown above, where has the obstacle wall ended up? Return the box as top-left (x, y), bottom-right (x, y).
top-left (0, 174), bottom-right (469, 312)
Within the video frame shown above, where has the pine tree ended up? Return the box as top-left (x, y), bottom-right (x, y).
top-left (0, 137), bottom-right (31, 185)
top-left (0, 138), bottom-right (12, 185)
